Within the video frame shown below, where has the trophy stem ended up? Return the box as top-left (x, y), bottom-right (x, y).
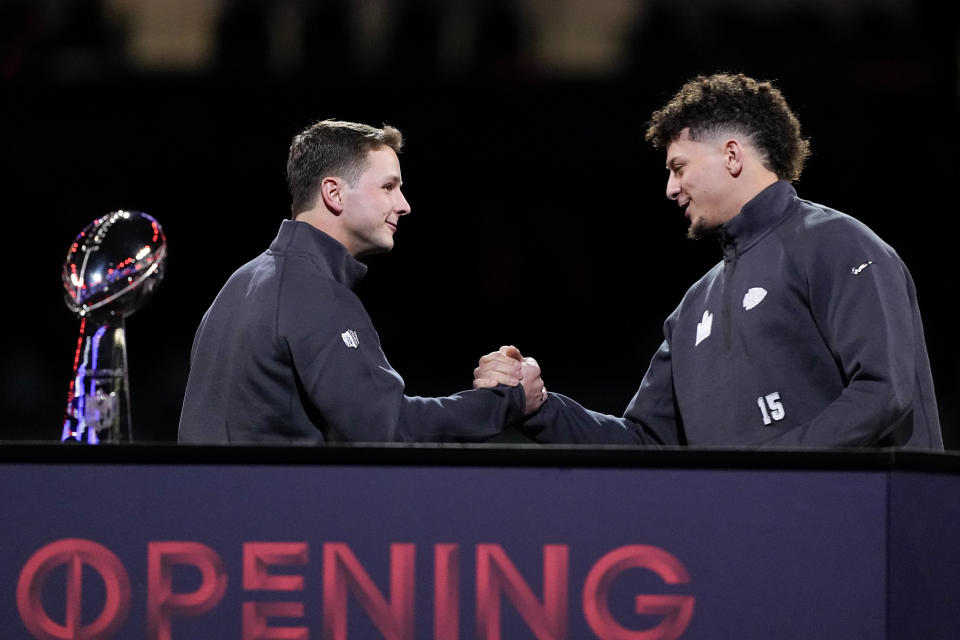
top-left (61, 314), bottom-right (133, 443)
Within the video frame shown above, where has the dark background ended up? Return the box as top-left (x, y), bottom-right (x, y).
top-left (2, 0), bottom-right (957, 446)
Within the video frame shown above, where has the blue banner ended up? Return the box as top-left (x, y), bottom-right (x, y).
top-left (1, 448), bottom-right (957, 639)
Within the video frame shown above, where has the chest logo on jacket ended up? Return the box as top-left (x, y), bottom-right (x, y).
top-left (742, 287), bottom-right (768, 310)
top-left (341, 330), bottom-right (359, 349)
top-left (695, 310), bottom-right (713, 346)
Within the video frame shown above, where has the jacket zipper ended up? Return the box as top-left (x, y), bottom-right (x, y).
top-left (722, 243), bottom-right (737, 354)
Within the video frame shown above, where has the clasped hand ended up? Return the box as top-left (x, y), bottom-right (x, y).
top-left (473, 345), bottom-right (547, 416)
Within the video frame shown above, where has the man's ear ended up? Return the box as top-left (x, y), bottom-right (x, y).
top-left (320, 177), bottom-right (344, 214)
top-left (724, 139), bottom-right (744, 178)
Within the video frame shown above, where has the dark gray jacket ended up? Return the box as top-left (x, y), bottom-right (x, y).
top-left (178, 220), bottom-right (523, 443)
top-left (524, 181), bottom-right (943, 449)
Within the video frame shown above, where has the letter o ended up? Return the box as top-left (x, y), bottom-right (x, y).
top-left (16, 538), bottom-right (132, 640)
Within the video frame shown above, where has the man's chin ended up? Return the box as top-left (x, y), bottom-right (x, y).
top-left (355, 242), bottom-right (393, 258)
top-left (687, 217), bottom-right (719, 241)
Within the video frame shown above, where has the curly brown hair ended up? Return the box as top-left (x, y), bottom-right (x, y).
top-left (287, 119), bottom-right (404, 216)
top-left (645, 73), bottom-right (810, 182)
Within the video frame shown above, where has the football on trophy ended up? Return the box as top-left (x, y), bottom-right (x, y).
top-left (62, 210), bottom-right (167, 318)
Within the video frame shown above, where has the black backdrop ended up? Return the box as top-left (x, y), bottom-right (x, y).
top-left (3, 0), bottom-right (957, 446)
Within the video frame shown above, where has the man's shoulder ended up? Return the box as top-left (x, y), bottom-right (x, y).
top-left (203, 247), bottom-right (336, 316)
top-left (775, 199), bottom-right (902, 281)
top-left (790, 198), bottom-right (874, 236)
top-left (780, 199), bottom-right (891, 252)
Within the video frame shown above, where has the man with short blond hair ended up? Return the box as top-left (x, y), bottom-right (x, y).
top-left (180, 119), bottom-right (545, 443)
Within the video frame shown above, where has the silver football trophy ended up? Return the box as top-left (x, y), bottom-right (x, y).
top-left (61, 210), bottom-right (167, 443)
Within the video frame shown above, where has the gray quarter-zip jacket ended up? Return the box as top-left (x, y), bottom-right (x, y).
top-left (523, 181), bottom-right (943, 448)
top-left (178, 220), bottom-right (524, 443)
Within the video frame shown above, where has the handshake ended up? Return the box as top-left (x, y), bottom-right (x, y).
top-left (472, 345), bottom-right (547, 416)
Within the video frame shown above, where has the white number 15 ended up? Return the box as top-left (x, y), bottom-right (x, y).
top-left (757, 392), bottom-right (785, 426)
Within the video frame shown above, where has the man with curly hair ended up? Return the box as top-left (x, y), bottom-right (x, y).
top-left (476, 73), bottom-right (942, 449)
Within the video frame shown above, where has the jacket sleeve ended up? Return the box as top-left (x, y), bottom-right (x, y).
top-left (281, 266), bottom-right (523, 443)
top-left (519, 337), bottom-right (681, 446)
top-left (755, 222), bottom-right (921, 447)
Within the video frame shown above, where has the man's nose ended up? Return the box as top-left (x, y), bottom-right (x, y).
top-left (666, 174), bottom-right (680, 200)
top-left (396, 190), bottom-right (411, 215)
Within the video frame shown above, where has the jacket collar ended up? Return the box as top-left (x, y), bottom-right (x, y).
top-left (719, 180), bottom-right (797, 261)
top-left (271, 219), bottom-right (368, 288)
